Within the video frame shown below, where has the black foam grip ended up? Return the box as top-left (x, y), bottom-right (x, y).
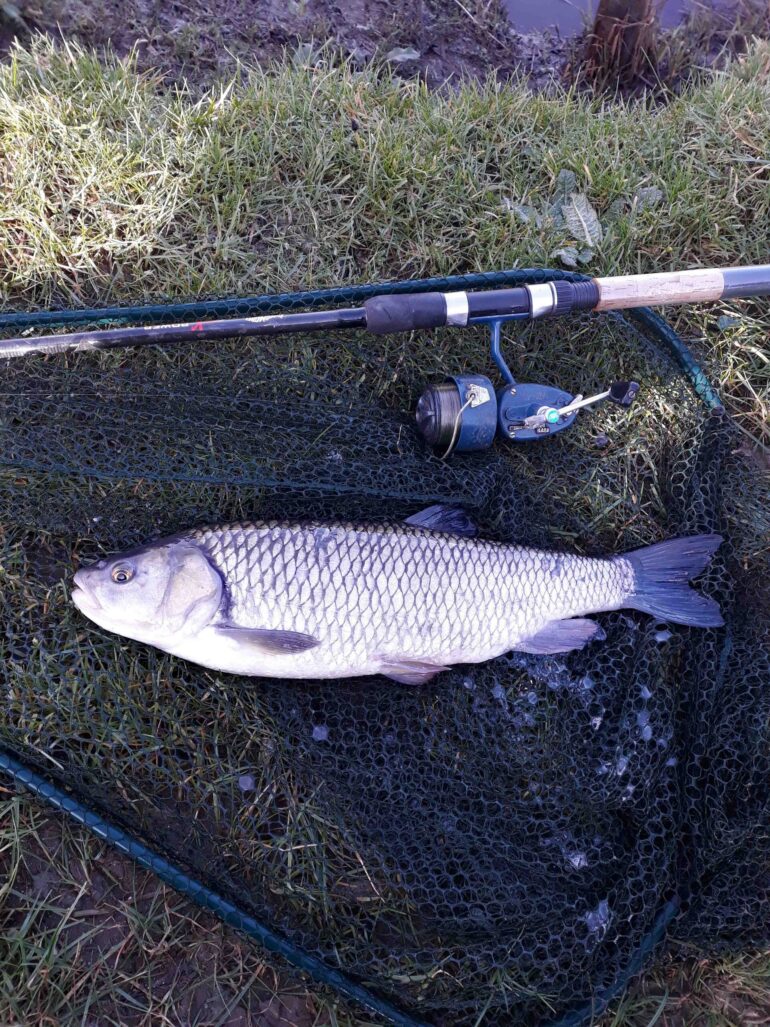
top-left (364, 293), bottom-right (447, 335)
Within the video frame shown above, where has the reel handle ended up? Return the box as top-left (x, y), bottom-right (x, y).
top-left (546, 381), bottom-right (640, 421)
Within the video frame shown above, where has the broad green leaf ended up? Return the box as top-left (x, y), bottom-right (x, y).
top-left (604, 198), bottom-right (628, 223)
top-left (554, 169), bottom-right (577, 202)
top-left (563, 193), bottom-right (603, 246)
top-left (505, 200), bottom-right (540, 226)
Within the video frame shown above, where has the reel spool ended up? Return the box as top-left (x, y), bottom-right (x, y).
top-left (415, 375), bottom-right (497, 455)
top-left (415, 315), bottom-right (639, 456)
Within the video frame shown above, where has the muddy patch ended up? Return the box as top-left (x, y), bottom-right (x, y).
top-left (19, 0), bottom-right (569, 90)
top-left (13, 0), bottom-right (769, 95)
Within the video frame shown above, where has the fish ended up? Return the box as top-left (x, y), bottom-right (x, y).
top-left (71, 505), bottom-right (723, 684)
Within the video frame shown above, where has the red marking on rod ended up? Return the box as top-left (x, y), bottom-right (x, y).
top-left (191, 322), bottom-right (204, 332)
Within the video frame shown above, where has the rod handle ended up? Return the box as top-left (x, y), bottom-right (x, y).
top-left (364, 287), bottom-right (535, 333)
top-left (593, 265), bottom-right (770, 311)
top-left (365, 281), bottom-right (609, 332)
top-left (594, 269), bottom-right (724, 310)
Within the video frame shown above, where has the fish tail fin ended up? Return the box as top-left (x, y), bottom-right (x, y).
top-left (622, 534), bottom-right (724, 627)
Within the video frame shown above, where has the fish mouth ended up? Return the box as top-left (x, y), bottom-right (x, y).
top-left (71, 570), bottom-right (101, 614)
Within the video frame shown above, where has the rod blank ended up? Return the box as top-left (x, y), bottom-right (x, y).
top-left (0, 307), bottom-right (366, 359)
top-left (1, 265), bottom-right (769, 360)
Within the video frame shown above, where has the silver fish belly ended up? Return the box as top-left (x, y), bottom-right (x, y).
top-left (71, 507), bottom-right (723, 683)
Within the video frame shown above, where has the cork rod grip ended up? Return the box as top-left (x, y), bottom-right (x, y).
top-left (593, 269), bottom-right (725, 311)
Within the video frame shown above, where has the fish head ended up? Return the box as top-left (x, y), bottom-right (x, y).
top-left (72, 540), bottom-right (223, 646)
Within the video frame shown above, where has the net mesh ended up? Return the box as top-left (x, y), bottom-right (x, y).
top-left (0, 285), bottom-right (768, 1026)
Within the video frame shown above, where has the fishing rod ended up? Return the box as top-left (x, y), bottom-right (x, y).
top-left (2, 264), bottom-right (768, 455)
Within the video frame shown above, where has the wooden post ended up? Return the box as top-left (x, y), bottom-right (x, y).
top-left (583, 0), bottom-right (659, 86)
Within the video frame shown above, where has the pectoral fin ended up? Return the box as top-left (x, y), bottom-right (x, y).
top-left (378, 657), bottom-right (450, 685)
top-left (515, 618), bottom-right (605, 655)
top-left (214, 626), bottom-right (320, 655)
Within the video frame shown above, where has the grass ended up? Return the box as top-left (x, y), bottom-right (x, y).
top-left (0, 794), bottom-right (356, 1027)
top-left (659, 0), bottom-right (770, 88)
top-left (0, 34), bottom-right (768, 1027)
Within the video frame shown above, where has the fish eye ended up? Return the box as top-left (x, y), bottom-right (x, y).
top-left (111, 565), bottom-right (134, 584)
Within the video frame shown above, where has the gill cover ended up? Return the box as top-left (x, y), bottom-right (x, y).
top-left (162, 544), bottom-right (223, 634)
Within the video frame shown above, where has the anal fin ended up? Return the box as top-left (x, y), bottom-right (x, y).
top-left (515, 618), bottom-right (605, 655)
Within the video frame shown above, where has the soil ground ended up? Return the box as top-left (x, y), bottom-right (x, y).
top-left (1, 794), bottom-right (330, 1027)
top-left (18, 0), bottom-right (567, 91)
top-left (13, 0), bottom-right (764, 94)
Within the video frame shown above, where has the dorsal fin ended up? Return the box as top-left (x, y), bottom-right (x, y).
top-left (404, 504), bottom-right (477, 537)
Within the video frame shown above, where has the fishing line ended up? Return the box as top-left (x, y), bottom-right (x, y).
top-left (440, 395), bottom-right (474, 460)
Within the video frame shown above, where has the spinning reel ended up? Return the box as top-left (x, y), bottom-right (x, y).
top-left (415, 314), bottom-right (639, 456)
